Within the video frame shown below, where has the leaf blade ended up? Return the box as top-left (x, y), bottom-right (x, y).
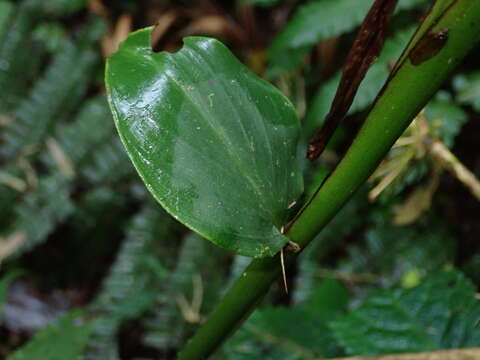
top-left (106, 29), bottom-right (303, 257)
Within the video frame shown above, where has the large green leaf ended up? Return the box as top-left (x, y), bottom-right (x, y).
top-left (219, 278), bottom-right (350, 359)
top-left (106, 28), bottom-right (303, 258)
top-left (331, 271), bottom-right (480, 355)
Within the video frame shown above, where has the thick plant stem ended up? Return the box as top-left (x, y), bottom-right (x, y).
top-left (178, 1), bottom-right (480, 359)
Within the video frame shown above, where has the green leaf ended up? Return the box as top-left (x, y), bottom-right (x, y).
top-left (106, 28), bottom-right (303, 258)
top-left (50, 96), bottom-right (115, 166)
top-left (453, 71), bottom-right (480, 111)
top-left (81, 137), bottom-right (133, 184)
top-left (2, 19), bottom-right (103, 159)
top-left (222, 278), bottom-right (350, 359)
top-left (0, 1), bottom-right (13, 39)
top-left (331, 271), bottom-right (480, 355)
top-left (294, 191), bottom-right (368, 303)
top-left (268, 0), bottom-right (427, 71)
top-left (425, 95), bottom-right (468, 148)
top-left (7, 311), bottom-right (93, 360)
top-left (143, 233), bottom-right (227, 349)
top-left (86, 206), bottom-right (168, 359)
top-left (4, 174), bottom-right (74, 257)
top-left (340, 215), bottom-right (456, 286)
top-left (0, 1), bottom-right (47, 113)
top-left (32, 22), bottom-right (67, 53)
top-left (39, 0), bottom-right (86, 16)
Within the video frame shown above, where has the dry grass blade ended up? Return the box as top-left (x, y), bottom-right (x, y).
top-left (0, 232), bottom-right (26, 263)
top-left (102, 13), bottom-right (132, 57)
top-left (332, 347), bottom-right (480, 360)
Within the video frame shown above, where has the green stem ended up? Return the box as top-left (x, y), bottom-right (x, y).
top-left (178, 1), bottom-right (480, 358)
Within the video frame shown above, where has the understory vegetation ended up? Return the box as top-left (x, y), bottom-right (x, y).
top-left (0, 0), bottom-right (479, 359)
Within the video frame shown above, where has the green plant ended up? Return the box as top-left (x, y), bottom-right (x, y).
top-left (104, 0), bottom-right (480, 358)
top-left (1, 0), bottom-right (480, 359)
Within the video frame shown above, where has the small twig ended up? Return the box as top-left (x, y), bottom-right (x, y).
top-left (429, 140), bottom-right (480, 201)
top-left (368, 148), bottom-right (415, 200)
top-left (0, 232), bottom-right (26, 264)
top-left (0, 172), bottom-right (27, 192)
top-left (17, 157), bottom-right (38, 190)
top-left (247, 325), bottom-right (318, 360)
top-left (46, 138), bottom-right (75, 178)
top-left (280, 249), bottom-right (288, 294)
top-left (176, 275), bottom-right (205, 324)
top-left (191, 274), bottom-right (204, 317)
top-left (317, 268), bottom-right (380, 284)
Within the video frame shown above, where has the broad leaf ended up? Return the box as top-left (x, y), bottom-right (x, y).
top-left (106, 28), bottom-right (303, 258)
top-left (331, 271), bottom-right (480, 355)
top-left (220, 278), bottom-right (350, 359)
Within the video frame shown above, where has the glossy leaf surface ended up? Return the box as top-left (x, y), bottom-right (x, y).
top-left (106, 28), bottom-right (303, 257)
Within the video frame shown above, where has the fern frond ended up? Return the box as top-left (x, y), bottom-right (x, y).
top-left (80, 137), bottom-right (134, 184)
top-left (1, 19), bottom-right (103, 160)
top-left (3, 174), bottom-right (74, 257)
top-left (0, 165), bottom-right (25, 229)
top-left (0, 0), bottom-right (47, 112)
top-left (143, 233), bottom-right (228, 349)
top-left (85, 205), bottom-right (169, 359)
top-left (41, 96), bottom-right (114, 173)
top-left (39, 0), bottom-right (86, 17)
top-left (0, 1), bottom-right (13, 39)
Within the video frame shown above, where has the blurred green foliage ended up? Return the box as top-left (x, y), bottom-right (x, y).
top-left (331, 271), bottom-right (480, 355)
top-left (0, 0), bottom-right (478, 359)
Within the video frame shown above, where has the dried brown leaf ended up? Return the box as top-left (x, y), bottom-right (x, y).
top-left (308, 0), bottom-right (398, 160)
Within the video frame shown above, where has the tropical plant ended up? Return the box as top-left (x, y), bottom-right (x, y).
top-left (1, 0), bottom-right (479, 359)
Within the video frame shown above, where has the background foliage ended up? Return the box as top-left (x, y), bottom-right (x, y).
top-left (0, 0), bottom-right (479, 359)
